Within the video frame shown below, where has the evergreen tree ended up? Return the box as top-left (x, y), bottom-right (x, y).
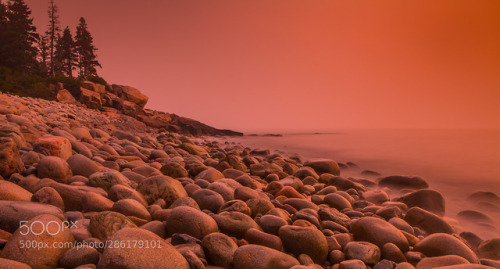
top-left (37, 34), bottom-right (49, 75)
top-left (46, 0), bottom-right (60, 77)
top-left (54, 27), bottom-right (76, 77)
top-left (75, 17), bottom-right (100, 77)
top-left (1, 0), bottom-right (39, 73)
top-left (0, 1), bottom-right (7, 66)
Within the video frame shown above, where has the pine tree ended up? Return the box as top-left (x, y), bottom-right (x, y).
top-left (0, 1), bottom-right (8, 66)
top-left (54, 27), bottom-right (76, 77)
top-left (37, 34), bottom-right (49, 75)
top-left (75, 17), bottom-right (100, 77)
top-left (46, 0), bottom-right (60, 77)
top-left (2, 0), bottom-right (39, 73)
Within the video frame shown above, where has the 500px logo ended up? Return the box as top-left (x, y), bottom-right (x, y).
top-left (19, 220), bottom-right (77, 236)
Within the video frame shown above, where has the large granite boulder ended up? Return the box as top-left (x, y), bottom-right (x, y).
top-left (112, 84), bottom-right (149, 109)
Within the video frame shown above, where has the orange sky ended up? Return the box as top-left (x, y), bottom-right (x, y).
top-left (26, 0), bottom-right (500, 132)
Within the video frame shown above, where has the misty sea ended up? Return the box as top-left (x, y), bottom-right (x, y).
top-left (216, 128), bottom-right (500, 238)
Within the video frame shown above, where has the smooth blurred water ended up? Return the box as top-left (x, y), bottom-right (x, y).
top-left (217, 128), bottom-right (500, 238)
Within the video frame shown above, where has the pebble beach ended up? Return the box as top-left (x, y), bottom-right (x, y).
top-left (0, 90), bottom-right (499, 269)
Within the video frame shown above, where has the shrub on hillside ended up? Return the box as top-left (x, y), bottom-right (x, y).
top-left (0, 67), bottom-right (55, 100)
top-left (47, 76), bottom-right (82, 99)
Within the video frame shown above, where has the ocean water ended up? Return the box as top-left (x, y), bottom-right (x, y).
top-left (216, 128), bottom-right (500, 239)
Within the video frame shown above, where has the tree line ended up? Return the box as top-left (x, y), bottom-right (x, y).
top-left (0, 0), bottom-right (102, 99)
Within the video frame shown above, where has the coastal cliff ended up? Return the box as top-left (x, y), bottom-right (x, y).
top-left (52, 80), bottom-right (242, 137)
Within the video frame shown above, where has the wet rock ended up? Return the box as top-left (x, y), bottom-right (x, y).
top-left (398, 189), bottom-right (445, 216)
top-left (233, 244), bottom-right (300, 269)
top-left (98, 228), bottom-right (189, 269)
top-left (304, 159), bottom-right (341, 176)
top-left (351, 217), bottom-right (409, 252)
top-left (324, 193), bottom-right (353, 210)
top-left (294, 166), bottom-right (319, 180)
top-left (2, 214), bottom-right (74, 269)
top-left (378, 175), bottom-right (429, 190)
top-left (477, 238), bottom-right (500, 260)
top-left (405, 207), bottom-right (455, 234)
top-left (279, 225), bottom-right (329, 263)
top-left (457, 210), bottom-right (494, 225)
top-left (415, 233), bottom-right (479, 263)
top-left (416, 255), bottom-right (470, 269)
top-left (166, 206), bottom-right (218, 239)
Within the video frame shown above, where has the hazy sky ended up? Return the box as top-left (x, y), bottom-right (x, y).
top-left (25, 0), bottom-right (500, 132)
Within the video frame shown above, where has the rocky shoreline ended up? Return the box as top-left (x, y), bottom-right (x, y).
top-left (0, 92), bottom-right (499, 269)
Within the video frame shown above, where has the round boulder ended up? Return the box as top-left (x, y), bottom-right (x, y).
top-left (398, 189), bottom-right (445, 216)
top-left (89, 169), bottom-right (131, 191)
top-left (351, 217), bottom-right (409, 252)
top-left (166, 206), bottom-right (218, 239)
top-left (414, 233), bottom-right (479, 263)
top-left (344, 241), bottom-right (381, 264)
top-left (279, 225), bottom-right (329, 263)
top-left (88, 211), bottom-right (137, 240)
top-left (2, 214), bottom-right (75, 269)
top-left (98, 228), bottom-right (189, 269)
top-left (201, 232), bottom-right (238, 268)
top-left (378, 175), bottom-right (429, 190)
top-left (0, 179), bottom-right (32, 201)
top-left (304, 159), bottom-right (341, 176)
top-left (137, 175), bottom-right (188, 205)
top-left (37, 156), bottom-right (73, 183)
top-left (213, 211), bottom-right (260, 238)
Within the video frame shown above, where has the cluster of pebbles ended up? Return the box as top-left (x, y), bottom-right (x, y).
top-left (0, 92), bottom-right (499, 269)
